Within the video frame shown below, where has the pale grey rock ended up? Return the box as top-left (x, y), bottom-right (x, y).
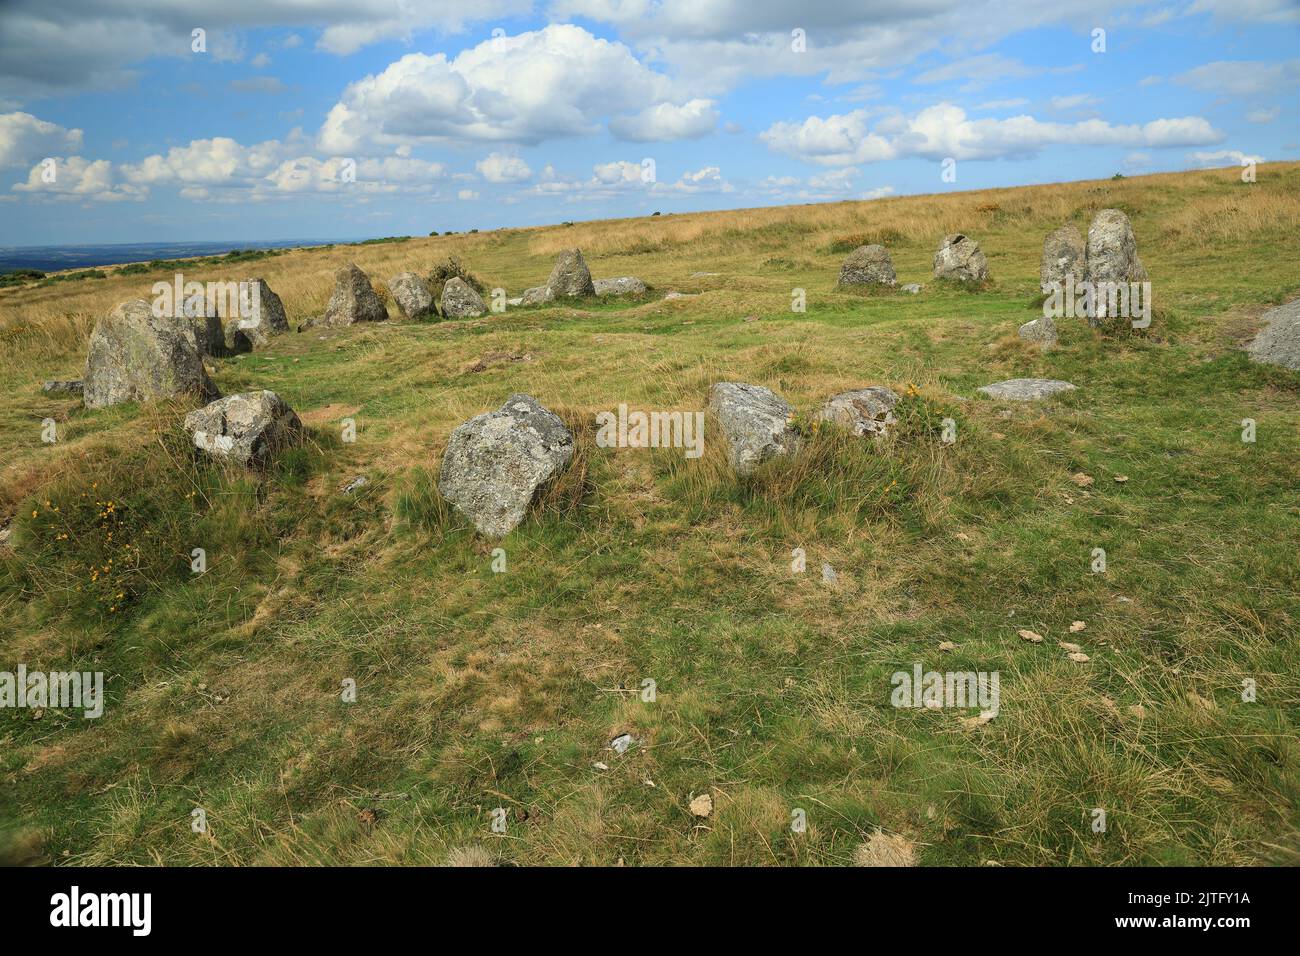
top-left (521, 285), bottom-right (554, 306)
top-left (1040, 224), bottom-right (1085, 291)
top-left (42, 380), bottom-right (83, 396)
top-left (900, 283), bottom-right (922, 295)
top-left (438, 394), bottom-right (574, 537)
top-left (663, 291), bottom-right (696, 300)
top-left (1018, 316), bottom-right (1059, 349)
top-left (819, 386), bottom-right (900, 438)
top-left (977, 378), bottom-right (1077, 401)
top-left (546, 249), bottom-right (595, 298)
top-left (440, 277), bottom-right (487, 318)
top-left (708, 382), bottom-right (802, 475)
top-left (388, 272), bottom-right (436, 319)
top-left (838, 244), bottom-right (897, 288)
top-left (84, 299), bottom-right (219, 409)
top-left (593, 276), bottom-right (646, 296)
top-left (184, 390), bottom-right (302, 468)
top-left (933, 234), bottom-right (989, 283)
top-left (1245, 298), bottom-right (1300, 371)
top-left (220, 278), bottom-right (290, 352)
top-left (322, 263), bottom-right (388, 326)
top-left (1085, 209), bottom-right (1147, 285)
top-left (342, 475), bottom-right (369, 494)
top-left (1083, 209), bottom-right (1148, 325)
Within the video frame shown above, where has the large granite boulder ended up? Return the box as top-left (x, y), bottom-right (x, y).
top-left (224, 278), bottom-right (289, 351)
top-left (440, 277), bottom-right (487, 318)
top-left (708, 382), bottom-right (802, 475)
top-left (321, 263), bottom-right (388, 326)
top-left (83, 299), bottom-right (220, 409)
top-left (594, 276), bottom-right (647, 297)
top-left (933, 234), bottom-right (989, 283)
top-left (838, 245), bottom-right (897, 288)
top-left (389, 272), bottom-right (436, 319)
top-left (820, 387), bottom-right (899, 438)
top-left (184, 390), bottom-right (303, 468)
top-left (546, 249), bottom-right (595, 298)
top-left (1040, 224), bottom-right (1085, 291)
top-left (977, 378), bottom-right (1077, 401)
top-left (439, 394), bottom-right (574, 537)
top-left (1245, 298), bottom-right (1300, 371)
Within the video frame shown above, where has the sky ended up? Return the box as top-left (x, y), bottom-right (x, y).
top-left (0, 0), bottom-right (1297, 246)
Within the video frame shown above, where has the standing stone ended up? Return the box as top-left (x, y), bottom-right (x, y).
top-left (223, 278), bottom-right (289, 351)
top-left (546, 249), bottom-right (595, 298)
top-left (439, 394), bottom-right (574, 537)
top-left (389, 272), bottom-right (436, 319)
top-left (977, 378), bottom-right (1076, 401)
top-left (593, 276), bottom-right (647, 296)
top-left (184, 390), bottom-right (303, 468)
top-left (322, 263), bottom-right (388, 326)
top-left (440, 277), bottom-right (487, 318)
top-left (933, 234), bottom-right (989, 283)
top-left (1085, 209), bottom-right (1147, 284)
top-left (820, 387), bottom-right (899, 438)
top-left (84, 299), bottom-right (220, 409)
top-left (838, 245), bottom-right (897, 288)
top-left (1040, 224), bottom-right (1085, 291)
top-left (708, 382), bottom-right (802, 475)
top-left (1244, 298), bottom-right (1300, 371)
top-left (1084, 209), bottom-right (1148, 326)
top-left (1018, 316), bottom-right (1059, 349)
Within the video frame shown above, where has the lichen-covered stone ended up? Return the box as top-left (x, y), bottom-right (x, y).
top-left (184, 390), bottom-right (302, 468)
top-left (438, 394), bottom-right (574, 537)
top-left (83, 299), bottom-right (220, 409)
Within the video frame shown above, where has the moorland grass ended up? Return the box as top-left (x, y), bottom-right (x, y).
top-left (0, 163), bottom-right (1296, 866)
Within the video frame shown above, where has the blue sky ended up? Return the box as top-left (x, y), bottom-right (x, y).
top-left (0, 0), bottom-right (1296, 246)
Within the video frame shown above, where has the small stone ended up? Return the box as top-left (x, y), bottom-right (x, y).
top-left (689, 793), bottom-right (713, 818)
top-left (593, 276), bottom-right (646, 296)
top-left (42, 380), bottom-right (84, 396)
top-left (819, 386), bottom-right (899, 439)
top-left (837, 244), bottom-right (897, 288)
top-left (1018, 316), bottom-right (1058, 349)
top-left (440, 277), bottom-right (487, 319)
top-left (183, 390), bottom-right (303, 468)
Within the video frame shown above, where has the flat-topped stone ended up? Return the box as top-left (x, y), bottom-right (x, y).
top-left (977, 378), bottom-right (1077, 401)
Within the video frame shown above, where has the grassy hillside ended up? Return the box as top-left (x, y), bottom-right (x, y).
top-left (1, 163), bottom-right (1297, 866)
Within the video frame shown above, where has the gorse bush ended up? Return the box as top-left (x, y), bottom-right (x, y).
top-left (427, 255), bottom-right (485, 302)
